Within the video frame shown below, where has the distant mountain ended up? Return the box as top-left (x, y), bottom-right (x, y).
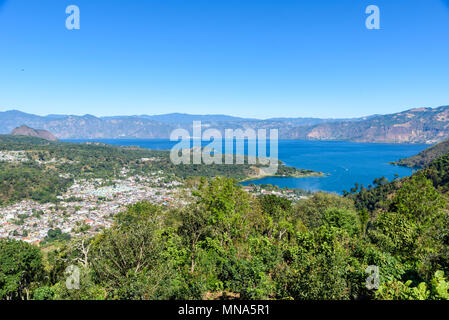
top-left (1, 105), bottom-right (449, 143)
top-left (0, 111), bottom-right (174, 139)
top-left (11, 125), bottom-right (58, 141)
top-left (0, 110), bottom-right (349, 140)
top-left (393, 138), bottom-right (449, 168)
top-left (288, 106), bottom-right (449, 144)
top-left (131, 113), bottom-right (257, 124)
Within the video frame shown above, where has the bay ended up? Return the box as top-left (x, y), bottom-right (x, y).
top-left (65, 139), bottom-right (428, 194)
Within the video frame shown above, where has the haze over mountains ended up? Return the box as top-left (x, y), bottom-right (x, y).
top-left (1, 106), bottom-right (449, 144)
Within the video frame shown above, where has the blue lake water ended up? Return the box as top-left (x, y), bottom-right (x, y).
top-left (65, 139), bottom-right (428, 194)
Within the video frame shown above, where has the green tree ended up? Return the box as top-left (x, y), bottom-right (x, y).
top-left (369, 174), bottom-right (447, 279)
top-left (273, 227), bottom-right (352, 300)
top-left (294, 192), bottom-right (356, 230)
top-left (389, 173), bottom-right (445, 224)
top-left (193, 177), bottom-right (254, 244)
top-left (0, 240), bottom-right (45, 300)
top-left (177, 203), bottom-right (212, 273)
top-left (89, 202), bottom-right (180, 299)
top-left (322, 208), bottom-right (361, 237)
top-left (259, 195), bottom-right (294, 241)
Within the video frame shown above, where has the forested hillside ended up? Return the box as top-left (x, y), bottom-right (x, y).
top-left (394, 139), bottom-right (449, 168)
top-left (2, 162), bottom-right (449, 300)
top-left (3, 134), bottom-right (449, 300)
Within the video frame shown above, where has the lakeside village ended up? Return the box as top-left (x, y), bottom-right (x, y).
top-left (0, 150), bottom-right (309, 245)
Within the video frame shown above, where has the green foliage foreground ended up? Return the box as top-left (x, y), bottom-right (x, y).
top-left (2, 172), bottom-right (449, 300)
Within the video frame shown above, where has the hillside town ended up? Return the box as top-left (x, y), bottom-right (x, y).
top-left (0, 172), bottom-right (183, 244)
top-left (0, 150), bottom-right (28, 163)
top-left (0, 167), bottom-right (309, 245)
top-left (0, 140), bottom-right (312, 245)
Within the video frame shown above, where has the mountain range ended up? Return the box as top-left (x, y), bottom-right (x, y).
top-left (1, 106), bottom-right (449, 143)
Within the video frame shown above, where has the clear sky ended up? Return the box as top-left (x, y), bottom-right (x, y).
top-left (0, 0), bottom-right (448, 119)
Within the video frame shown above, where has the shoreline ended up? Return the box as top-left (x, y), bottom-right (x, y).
top-left (240, 168), bottom-right (328, 183)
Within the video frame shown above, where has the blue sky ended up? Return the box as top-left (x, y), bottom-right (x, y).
top-left (0, 0), bottom-right (448, 119)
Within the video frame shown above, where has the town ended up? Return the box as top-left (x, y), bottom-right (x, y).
top-left (0, 171), bottom-right (183, 244)
top-left (0, 146), bottom-right (308, 245)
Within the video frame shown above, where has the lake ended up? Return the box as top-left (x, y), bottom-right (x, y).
top-left (66, 139), bottom-right (428, 194)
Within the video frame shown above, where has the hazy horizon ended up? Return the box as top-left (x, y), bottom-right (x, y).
top-left (1, 104), bottom-right (447, 121)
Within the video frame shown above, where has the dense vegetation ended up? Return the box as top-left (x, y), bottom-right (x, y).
top-left (3, 135), bottom-right (449, 300)
top-left (0, 162), bottom-right (72, 205)
top-left (2, 166), bottom-right (449, 300)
